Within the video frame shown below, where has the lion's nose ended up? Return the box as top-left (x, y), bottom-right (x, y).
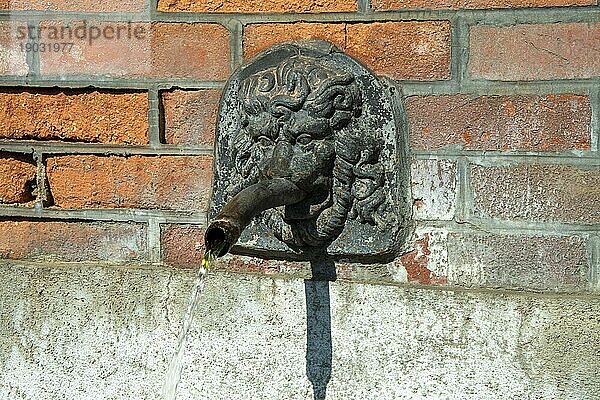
top-left (265, 141), bottom-right (293, 178)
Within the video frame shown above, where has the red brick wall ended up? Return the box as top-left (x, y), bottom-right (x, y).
top-left (0, 0), bottom-right (598, 293)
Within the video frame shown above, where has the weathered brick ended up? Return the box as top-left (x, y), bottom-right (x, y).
top-left (0, 155), bottom-right (36, 204)
top-left (410, 159), bottom-right (457, 220)
top-left (447, 233), bottom-right (589, 291)
top-left (39, 22), bottom-right (230, 80)
top-left (471, 164), bottom-right (600, 224)
top-left (161, 89), bottom-right (221, 146)
top-left (0, 22), bottom-right (29, 76)
top-left (243, 23), bottom-right (347, 59)
top-left (157, 0), bottom-right (357, 13)
top-left (469, 23), bottom-right (600, 81)
top-left (243, 22), bottom-right (451, 80)
top-left (345, 22), bottom-right (451, 80)
top-left (0, 220), bottom-right (148, 262)
top-left (399, 228), bottom-right (590, 291)
top-left (373, 0), bottom-right (595, 10)
top-left (407, 94), bottom-right (591, 151)
top-left (0, 90), bottom-right (148, 145)
top-left (46, 155), bottom-right (213, 210)
top-left (400, 229), bottom-right (449, 285)
top-left (0, 0), bottom-right (146, 12)
top-left (161, 224), bottom-right (205, 268)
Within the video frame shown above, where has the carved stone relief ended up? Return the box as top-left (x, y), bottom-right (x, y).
top-left (211, 40), bottom-right (411, 261)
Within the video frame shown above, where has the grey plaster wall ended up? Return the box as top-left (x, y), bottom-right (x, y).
top-left (1, 262), bottom-right (599, 400)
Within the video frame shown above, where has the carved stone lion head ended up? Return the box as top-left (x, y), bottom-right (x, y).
top-left (231, 54), bottom-right (391, 250)
top-left (212, 40), bottom-right (409, 259)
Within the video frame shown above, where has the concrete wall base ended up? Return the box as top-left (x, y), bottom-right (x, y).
top-left (1, 262), bottom-right (599, 399)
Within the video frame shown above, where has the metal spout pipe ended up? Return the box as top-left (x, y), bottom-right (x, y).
top-left (205, 178), bottom-right (307, 257)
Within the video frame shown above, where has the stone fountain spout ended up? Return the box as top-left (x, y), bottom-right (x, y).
top-left (205, 178), bottom-right (307, 257)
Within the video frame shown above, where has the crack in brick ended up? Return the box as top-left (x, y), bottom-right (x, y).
top-left (523, 39), bottom-right (570, 63)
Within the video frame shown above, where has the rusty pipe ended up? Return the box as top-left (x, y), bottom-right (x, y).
top-left (205, 178), bottom-right (308, 257)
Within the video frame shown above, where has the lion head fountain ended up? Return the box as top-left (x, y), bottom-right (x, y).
top-left (206, 40), bottom-right (411, 262)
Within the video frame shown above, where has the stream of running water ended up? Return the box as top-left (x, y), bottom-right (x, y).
top-left (161, 248), bottom-right (221, 400)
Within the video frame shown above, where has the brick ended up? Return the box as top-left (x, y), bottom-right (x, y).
top-left (150, 23), bottom-right (230, 80)
top-left (0, 220), bottom-right (147, 262)
top-left (0, 22), bottom-right (29, 76)
top-left (243, 23), bottom-right (347, 59)
top-left (0, 0), bottom-right (146, 12)
top-left (373, 0), bottom-right (595, 10)
top-left (161, 224), bottom-right (205, 268)
top-left (160, 225), bottom-right (312, 273)
top-left (157, 0), bottom-right (357, 13)
top-left (0, 155), bottom-right (36, 204)
top-left (469, 23), bottom-right (600, 81)
top-left (345, 22), bottom-right (451, 80)
top-left (39, 22), bottom-right (230, 80)
top-left (161, 89), bottom-right (221, 146)
top-left (243, 22), bottom-right (451, 80)
top-left (407, 94), bottom-right (591, 151)
top-left (38, 21), bottom-right (150, 78)
top-left (0, 90), bottom-right (148, 145)
top-left (447, 233), bottom-right (589, 291)
top-left (46, 155), bottom-right (213, 210)
top-left (471, 164), bottom-right (600, 224)
top-left (410, 159), bottom-right (457, 220)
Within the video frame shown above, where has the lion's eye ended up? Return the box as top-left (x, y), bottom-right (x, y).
top-left (296, 134), bottom-right (313, 145)
top-left (257, 136), bottom-right (273, 146)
